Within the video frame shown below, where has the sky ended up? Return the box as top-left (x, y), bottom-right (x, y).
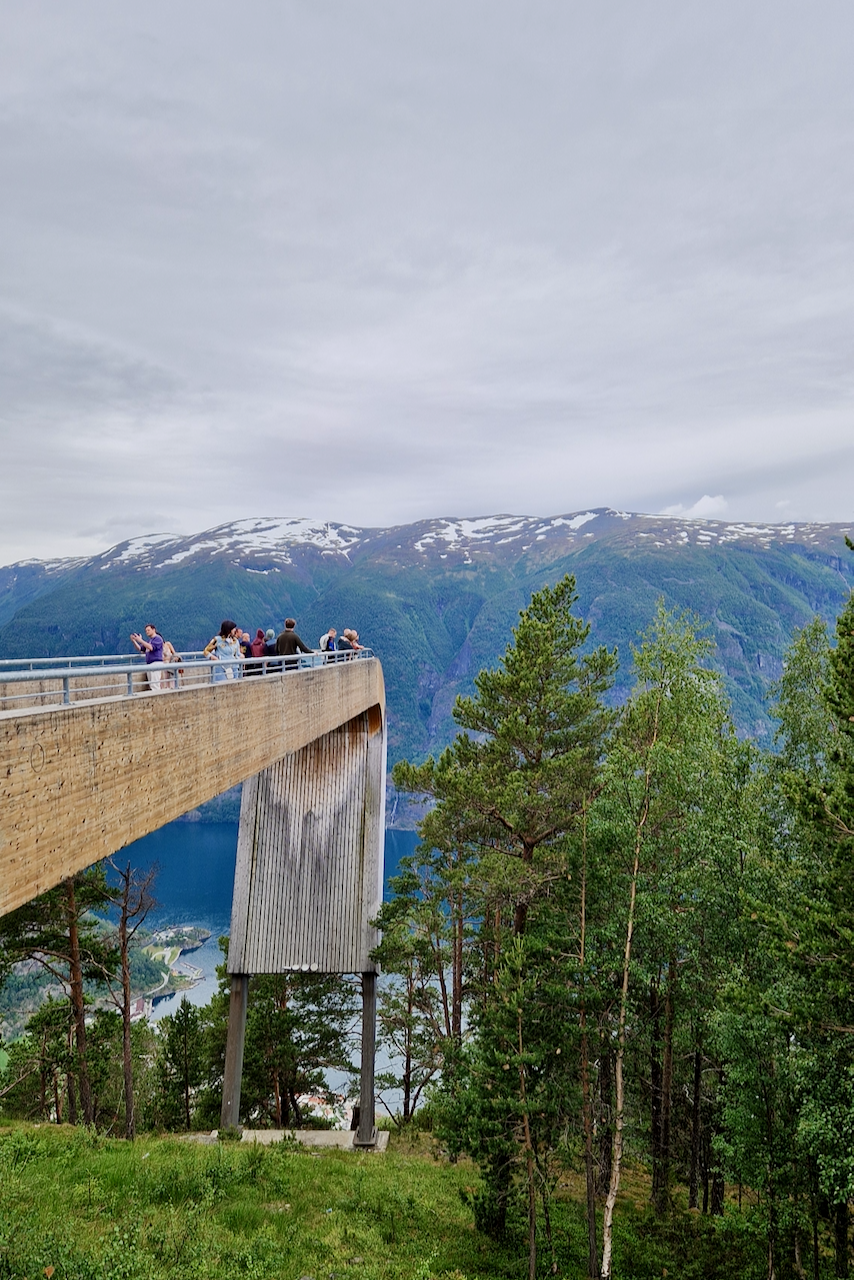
top-left (1, 1), bottom-right (853, 564)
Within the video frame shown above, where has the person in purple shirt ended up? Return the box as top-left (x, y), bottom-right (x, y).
top-left (130, 623), bottom-right (165, 692)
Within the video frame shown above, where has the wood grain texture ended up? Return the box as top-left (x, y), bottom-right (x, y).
top-left (0, 660), bottom-right (385, 917)
top-left (227, 707), bottom-right (386, 975)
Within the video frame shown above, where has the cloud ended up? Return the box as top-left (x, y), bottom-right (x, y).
top-left (0, 2), bottom-right (853, 562)
top-left (660, 495), bottom-right (729, 520)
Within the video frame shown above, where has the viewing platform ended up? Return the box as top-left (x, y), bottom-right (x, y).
top-left (0, 649), bottom-right (385, 918)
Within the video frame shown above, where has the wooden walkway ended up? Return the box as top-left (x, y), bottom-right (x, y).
top-left (0, 658), bottom-right (385, 917)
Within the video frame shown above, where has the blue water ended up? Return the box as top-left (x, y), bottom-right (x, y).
top-left (120, 821), bottom-right (419, 1016)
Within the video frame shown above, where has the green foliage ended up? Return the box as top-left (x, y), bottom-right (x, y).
top-left (154, 998), bottom-right (206, 1131)
top-left (0, 1120), bottom-right (795, 1280)
top-left (372, 860), bottom-right (448, 1123)
top-left (2, 535), bottom-right (854, 1275)
top-left (1, 1004), bottom-right (158, 1133)
top-left (237, 972), bottom-right (359, 1129)
top-left (394, 574), bottom-right (616, 922)
top-left (183, 943), bottom-right (360, 1131)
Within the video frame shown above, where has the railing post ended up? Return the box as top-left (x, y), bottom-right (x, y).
top-left (127, 671), bottom-right (134, 697)
top-left (62, 676), bottom-right (70, 705)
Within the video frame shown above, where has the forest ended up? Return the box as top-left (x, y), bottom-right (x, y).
top-left (1, 553), bottom-right (853, 1280)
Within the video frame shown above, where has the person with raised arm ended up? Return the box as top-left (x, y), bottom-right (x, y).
top-left (130, 623), bottom-right (165, 691)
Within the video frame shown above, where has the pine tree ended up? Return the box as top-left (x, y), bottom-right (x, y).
top-left (393, 574), bottom-right (617, 937)
top-left (0, 866), bottom-right (115, 1125)
top-left (194, 944), bottom-right (360, 1130)
top-left (372, 860), bottom-right (449, 1123)
top-left (103, 858), bottom-right (158, 1140)
top-left (393, 575), bottom-right (616, 1255)
top-left (156, 997), bottom-right (205, 1130)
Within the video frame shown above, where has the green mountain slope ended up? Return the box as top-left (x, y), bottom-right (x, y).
top-left (0, 511), bottom-right (851, 761)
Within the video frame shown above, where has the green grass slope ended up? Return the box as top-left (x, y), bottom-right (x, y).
top-left (0, 1122), bottom-right (771, 1280)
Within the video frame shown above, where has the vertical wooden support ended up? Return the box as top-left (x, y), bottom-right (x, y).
top-left (220, 974), bottom-right (249, 1130)
top-left (355, 971), bottom-right (378, 1147)
top-left (221, 705), bottom-right (385, 1142)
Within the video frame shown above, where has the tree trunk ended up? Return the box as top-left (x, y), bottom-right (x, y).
top-left (596, 1038), bottom-right (613, 1197)
top-left (452, 890), bottom-right (463, 1042)
top-left (518, 1008), bottom-right (537, 1280)
top-left (435, 926), bottom-right (452, 1039)
top-left (768, 1196), bottom-right (779, 1280)
top-left (66, 1070), bottom-right (78, 1125)
top-left (688, 1041), bottom-right (703, 1209)
top-left (835, 1202), bottom-right (849, 1279)
top-left (710, 1168), bottom-right (725, 1216)
top-left (601, 833), bottom-right (643, 1278)
top-left (512, 843), bottom-right (535, 937)
top-left (107, 858), bottom-right (156, 1141)
top-left (65, 881), bottom-right (93, 1125)
top-left (602, 696), bottom-right (659, 1277)
top-left (794, 1226), bottom-right (807, 1280)
top-left (653, 957), bottom-right (675, 1217)
top-left (273, 1071), bottom-right (282, 1127)
top-left (580, 1004), bottom-right (599, 1278)
top-left (649, 974), bottom-right (663, 1211)
top-left (402, 978), bottom-right (414, 1120)
top-left (809, 1159), bottom-right (820, 1280)
top-left (182, 1021), bottom-right (192, 1130)
top-left (578, 823), bottom-right (600, 1278)
top-left (119, 879), bottom-right (135, 1140)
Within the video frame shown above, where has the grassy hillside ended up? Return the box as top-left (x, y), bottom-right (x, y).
top-left (0, 1122), bottom-right (771, 1279)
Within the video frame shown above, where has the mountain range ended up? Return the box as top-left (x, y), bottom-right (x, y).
top-left (1, 510), bottom-right (852, 766)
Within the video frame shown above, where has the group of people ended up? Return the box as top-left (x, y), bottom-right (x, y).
top-left (203, 617), bottom-right (366, 682)
top-left (130, 617), bottom-right (365, 690)
top-left (318, 626), bottom-right (364, 654)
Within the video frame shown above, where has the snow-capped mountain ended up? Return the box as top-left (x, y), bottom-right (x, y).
top-left (1, 509), bottom-right (851, 758)
top-left (46, 508), bottom-right (854, 577)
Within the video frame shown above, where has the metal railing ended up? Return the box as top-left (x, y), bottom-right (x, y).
top-left (0, 647), bottom-right (374, 715)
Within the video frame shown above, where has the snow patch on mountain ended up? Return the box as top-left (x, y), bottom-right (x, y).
top-left (5, 510), bottom-right (852, 576)
top-left (100, 534), bottom-right (176, 567)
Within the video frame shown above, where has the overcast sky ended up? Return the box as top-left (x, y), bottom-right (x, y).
top-left (1, 2), bottom-right (852, 563)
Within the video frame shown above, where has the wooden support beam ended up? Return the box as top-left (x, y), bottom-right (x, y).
top-left (220, 974), bottom-right (249, 1131)
top-left (355, 971), bottom-right (379, 1147)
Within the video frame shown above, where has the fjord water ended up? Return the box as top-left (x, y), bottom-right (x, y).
top-left (121, 821), bottom-right (418, 1016)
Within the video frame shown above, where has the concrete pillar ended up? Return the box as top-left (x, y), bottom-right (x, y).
top-left (354, 971), bottom-right (378, 1147)
top-left (220, 974), bottom-right (249, 1130)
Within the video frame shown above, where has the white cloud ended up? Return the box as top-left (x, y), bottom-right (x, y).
top-left (0, 2), bottom-right (853, 563)
top-left (660, 495), bottom-right (729, 520)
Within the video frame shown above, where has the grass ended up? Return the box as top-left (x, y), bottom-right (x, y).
top-left (0, 1124), bottom-right (520, 1280)
top-left (0, 1122), bottom-right (770, 1280)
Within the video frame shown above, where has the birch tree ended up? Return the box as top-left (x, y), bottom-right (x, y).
top-left (598, 604), bottom-right (733, 1276)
